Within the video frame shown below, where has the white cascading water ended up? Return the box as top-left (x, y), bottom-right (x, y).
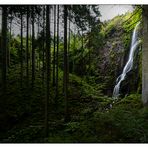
top-left (113, 22), bottom-right (141, 99)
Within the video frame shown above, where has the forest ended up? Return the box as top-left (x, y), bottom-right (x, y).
top-left (0, 5), bottom-right (148, 143)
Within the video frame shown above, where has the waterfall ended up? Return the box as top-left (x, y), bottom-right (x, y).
top-left (112, 22), bottom-right (141, 99)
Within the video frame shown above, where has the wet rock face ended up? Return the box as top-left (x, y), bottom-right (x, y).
top-left (98, 25), bottom-right (127, 83)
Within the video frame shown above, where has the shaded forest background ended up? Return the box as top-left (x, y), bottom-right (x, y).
top-left (0, 5), bottom-right (148, 143)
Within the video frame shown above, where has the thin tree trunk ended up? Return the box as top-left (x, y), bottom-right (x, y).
top-left (63, 5), bottom-right (69, 121)
top-left (72, 28), bottom-right (76, 73)
top-left (37, 14), bottom-right (40, 71)
top-left (53, 5), bottom-right (56, 86)
top-left (31, 8), bottom-right (35, 88)
top-left (82, 30), bottom-right (83, 49)
top-left (88, 28), bottom-right (91, 76)
top-left (81, 30), bottom-right (84, 76)
top-left (55, 5), bottom-right (59, 101)
top-left (1, 6), bottom-right (7, 92)
top-left (26, 7), bottom-right (29, 86)
top-left (68, 18), bottom-right (70, 52)
top-left (45, 5), bottom-right (51, 137)
top-left (8, 14), bottom-right (12, 68)
top-left (68, 17), bottom-right (70, 74)
top-left (42, 6), bottom-right (45, 86)
top-left (29, 22), bottom-right (32, 69)
top-left (20, 11), bottom-right (23, 88)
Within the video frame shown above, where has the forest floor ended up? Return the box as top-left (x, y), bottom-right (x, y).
top-left (0, 66), bottom-right (148, 143)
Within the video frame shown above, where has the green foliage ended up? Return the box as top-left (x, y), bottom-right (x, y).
top-left (53, 94), bottom-right (148, 143)
top-left (92, 94), bottom-right (148, 143)
top-left (116, 94), bottom-right (142, 107)
top-left (101, 13), bottom-right (130, 38)
top-left (122, 33), bottom-right (131, 49)
top-left (3, 126), bottom-right (44, 143)
top-left (68, 5), bottom-right (101, 31)
top-left (123, 7), bottom-right (142, 32)
top-left (76, 94), bottom-right (148, 143)
top-left (65, 122), bottom-right (80, 132)
top-left (69, 73), bottom-right (102, 98)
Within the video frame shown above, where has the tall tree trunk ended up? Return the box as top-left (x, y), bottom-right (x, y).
top-left (31, 8), bottom-right (35, 88)
top-left (68, 17), bottom-right (70, 74)
top-left (1, 6), bottom-right (7, 92)
top-left (42, 6), bottom-right (45, 86)
top-left (82, 30), bottom-right (83, 49)
top-left (20, 11), bottom-right (23, 88)
top-left (72, 28), bottom-right (76, 74)
top-left (68, 18), bottom-right (70, 52)
top-left (81, 30), bottom-right (84, 76)
top-left (26, 6), bottom-right (29, 86)
top-left (45, 5), bottom-right (51, 137)
top-left (37, 14), bottom-right (40, 71)
top-left (29, 22), bottom-right (32, 69)
top-left (8, 13), bottom-right (12, 68)
top-left (88, 28), bottom-right (91, 76)
top-left (55, 5), bottom-right (59, 101)
top-left (53, 5), bottom-right (56, 86)
top-left (63, 5), bottom-right (69, 121)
